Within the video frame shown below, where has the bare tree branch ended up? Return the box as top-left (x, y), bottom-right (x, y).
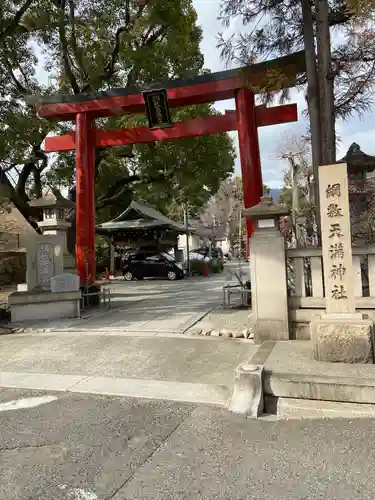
top-left (81, 0), bottom-right (153, 92)
top-left (67, 0), bottom-right (88, 81)
top-left (0, 0), bottom-right (34, 44)
top-left (56, 0), bottom-right (80, 93)
top-left (96, 172), bottom-right (174, 210)
top-left (142, 25), bottom-right (169, 47)
top-left (3, 59), bottom-right (29, 94)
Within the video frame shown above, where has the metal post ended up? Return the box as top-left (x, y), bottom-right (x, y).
top-left (238, 207), bottom-right (242, 259)
top-left (184, 203), bottom-right (190, 276)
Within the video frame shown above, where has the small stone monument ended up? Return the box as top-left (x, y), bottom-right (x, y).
top-left (8, 234), bottom-right (81, 323)
top-left (25, 234), bottom-right (64, 291)
top-left (28, 191), bottom-right (76, 273)
top-left (50, 273), bottom-right (80, 293)
top-left (244, 196), bottom-right (290, 344)
top-left (311, 163), bottom-right (374, 363)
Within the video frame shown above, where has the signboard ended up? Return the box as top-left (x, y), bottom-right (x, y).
top-left (143, 89), bottom-right (172, 129)
top-left (258, 219), bottom-right (275, 228)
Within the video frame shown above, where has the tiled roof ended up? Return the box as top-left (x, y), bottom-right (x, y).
top-left (97, 201), bottom-right (185, 232)
top-left (0, 203), bottom-right (35, 234)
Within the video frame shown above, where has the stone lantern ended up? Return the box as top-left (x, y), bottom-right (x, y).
top-left (337, 143), bottom-right (375, 243)
top-left (28, 191), bottom-right (76, 273)
top-left (244, 195), bottom-right (290, 344)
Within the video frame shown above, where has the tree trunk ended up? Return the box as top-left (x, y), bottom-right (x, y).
top-left (301, 0), bottom-right (322, 242)
top-left (316, 0), bottom-right (336, 165)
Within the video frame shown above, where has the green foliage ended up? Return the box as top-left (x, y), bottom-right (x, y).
top-left (0, 0), bottom-right (235, 226)
top-left (190, 259), bottom-right (207, 275)
top-left (263, 184), bottom-right (271, 195)
top-left (209, 260), bottom-right (224, 273)
top-left (132, 105), bottom-right (235, 222)
top-left (189, 259), bottom-right (224, 276)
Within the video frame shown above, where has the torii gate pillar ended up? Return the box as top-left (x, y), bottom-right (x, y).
top-left (235, 88), bottom-right (263, 256)
top-left (76, 113), bottom-right (96, 284)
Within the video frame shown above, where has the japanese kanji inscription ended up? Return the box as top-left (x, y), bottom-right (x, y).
top-left (319, 163), bottom-right (355, 314)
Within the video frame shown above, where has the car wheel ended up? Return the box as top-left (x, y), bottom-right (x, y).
top-left (167, 271), bottom-right (177, 281)
top-left (124, 271), bottom-right (133, 281)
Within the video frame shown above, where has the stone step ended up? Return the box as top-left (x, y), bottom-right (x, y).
top-left (277, 397), bottom-right (375, 419)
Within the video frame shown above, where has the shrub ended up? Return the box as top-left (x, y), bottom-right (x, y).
top-left (209, 260), bottom-right (224, 274)
top-left (190, 259), bottom-right (207, 275)
top-left (190, 259), bottom-right (224, 275)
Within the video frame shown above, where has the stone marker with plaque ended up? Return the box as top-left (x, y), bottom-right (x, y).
top-left (311, 163), bottom-right (374, 363)
top-left (24, 234), bottom-right (64, 291)
top-left (8, 235), bottom-right (81, 324)
top-left (50, 273), bottom-right (80, 294)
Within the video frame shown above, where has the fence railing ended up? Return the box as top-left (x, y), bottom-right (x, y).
top-left (287, 246), bottom-right (375, 309)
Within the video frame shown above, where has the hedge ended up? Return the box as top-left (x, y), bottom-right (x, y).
top-left (190, 259), bottom-right (224, 276)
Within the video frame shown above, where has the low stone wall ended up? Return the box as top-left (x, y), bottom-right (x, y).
top-left (9, 290), bottom-right (81, 323)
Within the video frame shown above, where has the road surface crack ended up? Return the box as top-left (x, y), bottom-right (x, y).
top-left (105, 409), bottom-right (195, 499)
top-left (0, 441), bottom-right (58, 453)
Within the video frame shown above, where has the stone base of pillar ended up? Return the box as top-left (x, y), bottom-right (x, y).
top-left (311, 313), bottom-right (374, 363)
top-left (254, 319), bottom-right (289, 345)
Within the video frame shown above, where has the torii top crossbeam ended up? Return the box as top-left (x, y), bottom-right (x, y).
top-left (37, 51), bottom-right (305, 120)
top-left (35, 51), bottom-right (305, 284)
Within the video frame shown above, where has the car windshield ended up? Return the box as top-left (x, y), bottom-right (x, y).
top-left (161, 252), bottom-right (175, 262)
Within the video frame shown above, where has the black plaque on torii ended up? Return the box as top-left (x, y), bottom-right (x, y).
top-left (143, 89), bottom-right (172, 129)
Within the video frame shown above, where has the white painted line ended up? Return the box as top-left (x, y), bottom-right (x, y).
top-left (0, 396), bottom-right (57, 412)
top-left (0, 371), bottom-right (230, 407)
top-left (0, 372), bottom-right (87, 391)
top-left (72, 376), bottom-right (230, 406)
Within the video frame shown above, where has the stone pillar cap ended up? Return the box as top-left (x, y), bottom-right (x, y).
top-left (243, 195), bottom-right (289, 219)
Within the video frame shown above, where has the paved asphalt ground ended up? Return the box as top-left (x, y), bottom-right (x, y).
top-left (1, 388), bottom-right (375, 500)
top-left (12, 262), bottom-right (249, 333)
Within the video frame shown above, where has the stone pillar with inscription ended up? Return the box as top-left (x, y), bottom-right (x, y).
top-left (28, 192), bottom-right (76, 274)
top-left (311, 163), bottom-right (374, 363)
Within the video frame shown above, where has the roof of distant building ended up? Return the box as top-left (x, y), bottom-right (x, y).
top-left (338, 143), bottom-right (375, 173)
top-left (96, 201), bottom-right (187, 233)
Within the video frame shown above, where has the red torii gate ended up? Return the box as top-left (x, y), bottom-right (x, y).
top-left (38, 51), bottom-right (305, 284)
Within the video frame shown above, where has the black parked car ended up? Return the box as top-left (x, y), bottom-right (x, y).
top-left (122, 250), bottom-right (185, 281)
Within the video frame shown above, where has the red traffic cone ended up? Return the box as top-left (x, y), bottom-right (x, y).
top-left (203, 262), bottom-right (209, 277)
top-left (105, 268), bottom-right (110, 280)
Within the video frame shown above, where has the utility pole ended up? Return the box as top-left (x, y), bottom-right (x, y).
top-left (184, 203), bottom-right (190, 276)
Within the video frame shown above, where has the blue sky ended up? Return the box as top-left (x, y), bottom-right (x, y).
top-left (192, 0), bottom-right (375, 188)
